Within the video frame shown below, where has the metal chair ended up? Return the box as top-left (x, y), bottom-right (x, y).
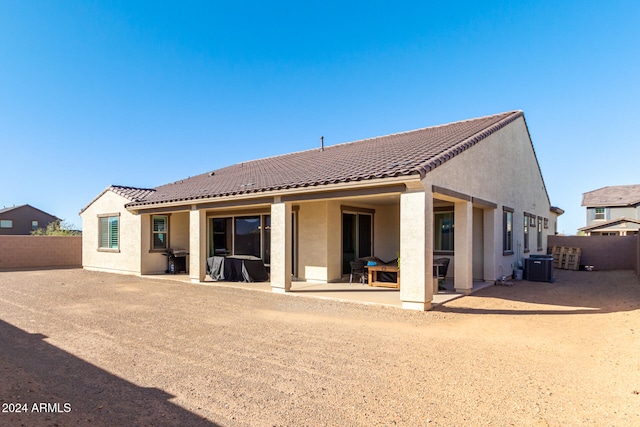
top-left (349, 260), bottom-right (366, 285)
top-left (433, 258), bottom-right (450, 290)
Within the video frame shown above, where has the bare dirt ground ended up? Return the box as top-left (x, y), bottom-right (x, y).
top-left (1, 268), bottom-right (639, 426)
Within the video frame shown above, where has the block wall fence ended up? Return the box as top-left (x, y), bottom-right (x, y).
top-left (0, 236), bottom-right (82, 270)
top-left (548, 234), bottom-right (639, 278)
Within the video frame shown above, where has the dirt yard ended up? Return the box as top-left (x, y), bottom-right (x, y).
top-left (1, 268), bottom-right (639, 426)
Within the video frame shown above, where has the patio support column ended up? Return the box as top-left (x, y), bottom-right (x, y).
top-left (454, 200), bottom-right (473, 294)
top-left (399, 184), bottom-right (433, 311)
top-left (483, 208), bottom-right (498, 282)
top-left (189, 207), bottom-right (207, 283)
top-left (270, 199), bottom-right (292, 293)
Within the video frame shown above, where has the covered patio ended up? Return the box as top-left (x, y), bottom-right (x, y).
top-left (151, 273), bottom-right (493, 308)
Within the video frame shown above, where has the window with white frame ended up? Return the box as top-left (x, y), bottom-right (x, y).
top-left (99, 215), bottom-right (119, 250)
top-left (594, 207), bottom-right (606, 220)
top-left (31, 220), bottom-right (39, 231)
top-left (0, 219), bottom-right (13, 228)
top-left (152, 215), bottom-right (169, 250)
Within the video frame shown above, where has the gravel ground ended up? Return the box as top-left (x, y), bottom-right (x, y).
top-left (1, 268), bottom-right (639, 426)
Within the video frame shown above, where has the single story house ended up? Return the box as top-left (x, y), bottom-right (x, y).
top-left (579, 184), bottom-right (640, 236)
top-left (0, 204), bottom-right (61, 235)
top-left (80, 110), bottom-right (559, 310)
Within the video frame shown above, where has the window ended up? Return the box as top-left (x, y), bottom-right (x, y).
top-left (32, 220), bottom-right (39, 231)
top-left (209, 215), bottom-right (271, 262)
top-left (211, 218), bottom-right (232, 256)
top-left (537, 216), bottom-right (543, 251)
top-left (503, 207), bottom-right (514, 255)
top-left (235, 216), bottom-right (262, 258)
top-left (0, 219), bottom-right (13, 228)
top-left (99, 215), bottom-right (119, 250)
top-left (152, 215), bottom-right (169, 250)
top-left (594, 207), bottom-right (606, 220)
top-left (434, 211), bottom-right (454, 252)
top-left (544, 218), bottom-right (549, 229)
top-left (523, 215), bottom-right (530, 252)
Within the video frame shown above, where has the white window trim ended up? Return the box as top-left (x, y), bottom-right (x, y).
top-left (98, 213), bottom-right (120, 252)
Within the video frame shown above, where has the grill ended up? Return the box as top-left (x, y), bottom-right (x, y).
top-left (164, 248), bottom-right (188, 274)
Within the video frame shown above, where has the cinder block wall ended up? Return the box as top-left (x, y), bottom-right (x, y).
top-left (0, 236), bottom-right (82, 269)
top-left (548, 235), bottom-right (638, 272)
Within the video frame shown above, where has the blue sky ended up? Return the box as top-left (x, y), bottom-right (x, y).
top-left (1, 1), bottom-right (638, 234)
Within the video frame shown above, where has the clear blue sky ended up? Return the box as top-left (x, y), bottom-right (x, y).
top-left (1, 1), bottom-right (638, 234)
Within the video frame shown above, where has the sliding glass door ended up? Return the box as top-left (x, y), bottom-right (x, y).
top-left (342, 212), bottom-right (372, 274)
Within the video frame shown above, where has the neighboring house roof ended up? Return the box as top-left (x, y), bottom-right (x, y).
top-left (550, 206), bottom-right (565, 215)
top-left (124, 110), bottom-right (533, 208)
top-left (80, 185), bottom-right (156, 214)
top-left (578, 217), bottom-right (640, 232)
top-left (0, 204), bottom-right (60, 220)
top-left (582, 184), bottom-right (640, 207)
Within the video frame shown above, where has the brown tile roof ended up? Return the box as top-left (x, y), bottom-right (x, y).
top-left (80, 185), bottom-right (156, 214)
top-left (581, 184), bottom-right (640, 207)
top-left (109, 185), bottom-right (157, 201)
top-left (126, 110), bottom-right (525, 208)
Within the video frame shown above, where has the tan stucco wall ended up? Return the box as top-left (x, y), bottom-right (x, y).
top-left (297, 201), bottom-right (330, 281)
top-left (423, 116), bottom-right (551, 279)
top-left (139, 211), bottom-right (190, 274)
top-left (81, 190), bottom-right (141, 274)
top-left (295, 199), bottom-right (400, 283)
top-left (374, 204), bottom-right (400, 262)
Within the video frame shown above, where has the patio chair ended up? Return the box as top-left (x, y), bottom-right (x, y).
top-left (434, 258), bottom-right (450, 290)
top-left (349, 260), bottom-right (366, 285)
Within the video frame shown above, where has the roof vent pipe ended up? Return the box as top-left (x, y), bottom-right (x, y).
top-left (320, 136), bottom-right (324, 151)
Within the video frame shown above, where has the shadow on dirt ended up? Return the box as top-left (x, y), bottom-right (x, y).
top-left (434, 269), bottom-right (640, 315)
top-left (0, 320), bottom-right (218, 427)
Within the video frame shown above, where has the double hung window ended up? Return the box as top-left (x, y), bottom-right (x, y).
top-left (152, 215), bottom-right (169, 250)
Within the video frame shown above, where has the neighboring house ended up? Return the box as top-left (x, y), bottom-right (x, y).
top-left (80, 110), bottom-right (560, 310)
top-left (579, 184), bottom-right (640, 236)
top-left (0, 204), bottom-right (60, 235)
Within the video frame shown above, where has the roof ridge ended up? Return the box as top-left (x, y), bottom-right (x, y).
top-left (120, 110), bottom-right (534, 208)
top-left (109, 184), bottom-right (156, 192)
top-left (415, 110), bottom-right (524, 175)
top-left (333, 110), bottom-right (522, 149)
top-left (208, 111), bottom-right (523, 171)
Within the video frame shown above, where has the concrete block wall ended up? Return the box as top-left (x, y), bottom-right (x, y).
top-left (0, 236), bottom-right (82, 269)
top-left (548, 235), bottom-right (638, 272)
